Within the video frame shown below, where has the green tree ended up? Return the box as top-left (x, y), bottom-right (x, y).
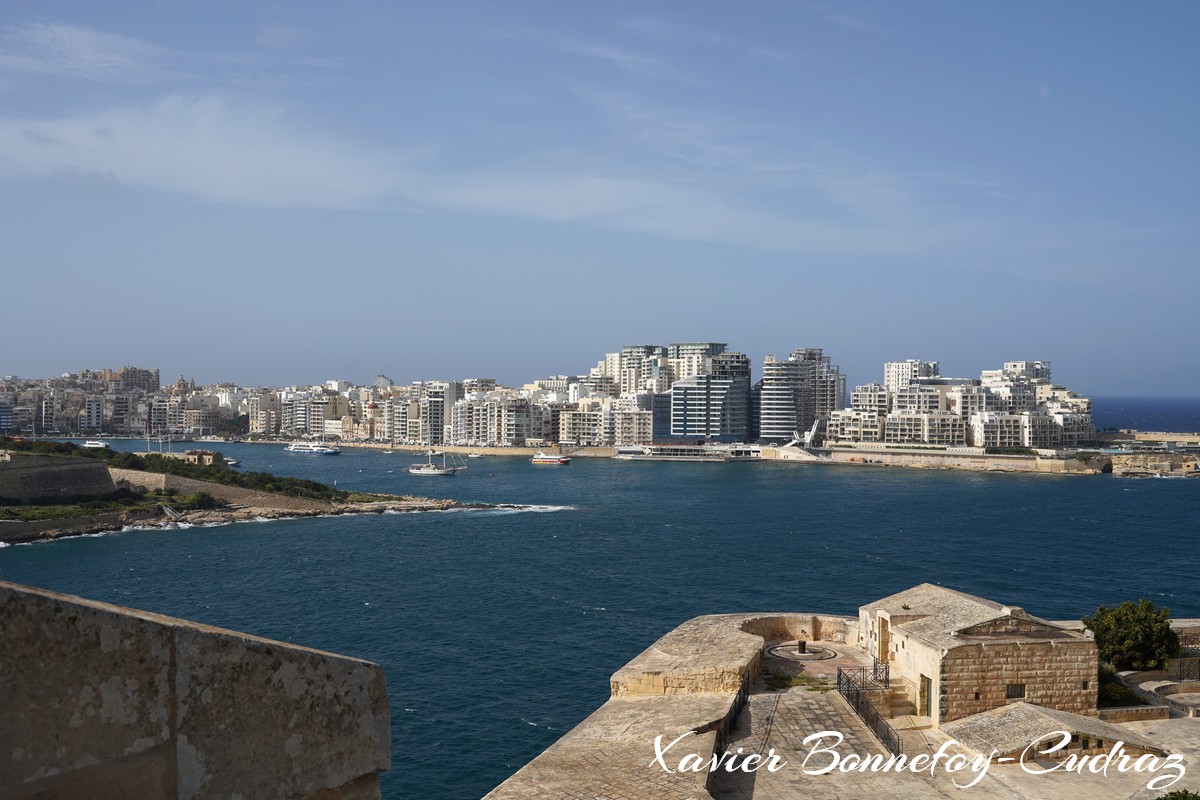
top-left (1152, 791), bottom-right (1200, 800)
top-left (1083, 599), bottom-right (1180, 671)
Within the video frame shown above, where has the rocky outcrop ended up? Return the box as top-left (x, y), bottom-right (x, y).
top-left (1111, 453), bottom-right (1199, 477)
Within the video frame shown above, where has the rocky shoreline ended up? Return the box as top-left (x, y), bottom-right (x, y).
top-left (0, 496), bottom-right (504, 545)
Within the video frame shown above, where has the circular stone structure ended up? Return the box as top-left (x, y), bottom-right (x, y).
top-left (765, 643), bottom-right (837, 663)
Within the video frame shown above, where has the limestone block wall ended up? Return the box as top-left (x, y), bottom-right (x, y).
top-left (939, 640), bottom-right (1097, 725)
top-left (0, 581), bottom-right (390, 800)
top-left (1097, 705), bottom-right (1170, 722)
top-left (0, 455), bottom-right (116, 503)
top-left (108, 467), bottom-right (330, 512)
top-left (822, 449), bottom-right (1104, 474)
top-left (1111, 453), bottom-right (1199, 476)
top-left (739, 613), bottom-right (857, 644)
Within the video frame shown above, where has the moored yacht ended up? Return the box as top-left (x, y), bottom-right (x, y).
top-left (409, 449), bottom-right (465, 476)
top-left (285, 442), bottom-right (342, 454)
top-left (81, 440), bottom-right (111, 449)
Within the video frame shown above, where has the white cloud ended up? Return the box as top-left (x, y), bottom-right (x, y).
top-left (622, 16), bottom-right (792, 63)
top-left (548, 37), bottom-right (680, 79)
top-left (0, 94), bottom-right (1037, 260)
top-left (0, 96), bottom-right (397, 207)
top-left (0, 22), bottom-right (341, 88)
top-left (0, 22), bottom-right (167, 83)
top-left (422, 170), bottom-right (944, 256)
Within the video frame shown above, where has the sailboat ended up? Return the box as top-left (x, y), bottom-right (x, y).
top-left (408, 449), bottom-right (466, 476)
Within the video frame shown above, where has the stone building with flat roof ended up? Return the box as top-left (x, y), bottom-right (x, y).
top-left (859, 583), bottom-right (1097, 728)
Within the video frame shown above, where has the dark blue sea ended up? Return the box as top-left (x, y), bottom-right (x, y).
top-left (1092, 395), bottom-right (1200, 432)
top-left (2, 397), bottom-right (1198, 799)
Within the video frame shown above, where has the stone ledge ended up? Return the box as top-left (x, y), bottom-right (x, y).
top-left (0, 580), bottom-right (390, 800)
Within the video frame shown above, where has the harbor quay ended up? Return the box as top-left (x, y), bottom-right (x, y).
top-left (485, 584), bottom-right (1200, 800)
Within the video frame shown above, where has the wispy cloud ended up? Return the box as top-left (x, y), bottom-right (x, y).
top-left (0, 96), bottom-right (398, 207)
top-left (1039, 82), bottom-right (1052, 98)
top-left (423, 170), bottom-right (944, 256)
top-left (0, 22), bottom-right (168, 84)
top-left (542, 36), bottom-right (681, 80)
top-left (622, 16), bottom-right (792, 64)
top-left (0, 22), bottom-right (341, 87)
top-left (789, 0), bottom-right (887, 34)
top-left (0, 92), bottom-right (1101, 262)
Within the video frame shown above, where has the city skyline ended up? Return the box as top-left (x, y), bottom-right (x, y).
top-left (2, 2), bottom-right (1198, 394)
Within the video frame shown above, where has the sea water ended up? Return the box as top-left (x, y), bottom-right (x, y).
top-left (2, 406), bottom-right (1198, 798)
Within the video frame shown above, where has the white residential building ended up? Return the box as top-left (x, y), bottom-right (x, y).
top-left (884, 359), bottom-right (940, 394)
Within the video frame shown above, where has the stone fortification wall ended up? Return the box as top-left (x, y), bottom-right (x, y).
top-left (0, 453), bottom-right (116, 503)
top-left (108, 467), bottom-right (330, 512)
top-left (1111, 452), bottom-right (1199, 476)
top-left (0, 580), bottom-right (390, 800)
top-left (940, 639), bottom-right (1097, 724)
top-left (821, 449), bottom-right (1104, 474)
top-left (739, 613), bottom-right (857, 645)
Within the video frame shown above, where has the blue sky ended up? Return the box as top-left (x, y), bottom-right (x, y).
top-left (2, 1), bottom-right (1197, 394)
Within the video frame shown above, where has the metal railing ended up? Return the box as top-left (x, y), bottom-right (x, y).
top-left (837, 660), bottom-right (902, 756)
top-left (1180, 633), bottom-right (1200, 658)
top-left (1178, 657), bottom-right (1200, 682)
top-left (837, 656), bottom-right (891, 693)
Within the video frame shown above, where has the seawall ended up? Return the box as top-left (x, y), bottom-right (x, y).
top-left (0, 580), bottom-right (391, 800)
top-left (762, 446), bottom-right (1105, 474)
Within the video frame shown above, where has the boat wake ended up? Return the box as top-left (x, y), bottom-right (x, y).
top-left (460, 504), bottom-right (577, 516)
top-left (383, 504), bottom-right (577, 516)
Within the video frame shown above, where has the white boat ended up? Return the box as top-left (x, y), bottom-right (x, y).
top-left (409, 449), bottom-right (465, 476)
top-left (81, 440), bottom-right (110, 449)
top-left (531, 451), bottom-right (570, 465)
top-left (467, 453), bottom-right (484, 459)
top-left (285, 442), bottom-right (342, 454)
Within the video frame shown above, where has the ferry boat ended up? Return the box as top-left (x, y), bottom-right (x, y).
top-left (613, 444), bottom-right (761, 462)
top-left (409, 449), bottom-right (465, 476)
top-left (285, 442), bottom-right (342, 455)
top-left (531, 452), bottom-right (570, 465)
top-left (81, 440), bottom-right (110, 449)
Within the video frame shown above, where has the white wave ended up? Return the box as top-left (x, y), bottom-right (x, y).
top-left (468, 504), bottom-right (577, 516)
top-left (120, 521), bottom-right (196, 532)
top-left (521, 718), bottom-right (555, 730)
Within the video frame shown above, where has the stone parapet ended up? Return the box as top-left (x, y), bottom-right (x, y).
top-left (1097, 705), bottom-right (1170, 722)
top-left (489, 612), bottom-right (852, 799)
top-left (610, 613), bottom-right (851, 697)
top-left (0, 581), bottom-right (390, 800)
